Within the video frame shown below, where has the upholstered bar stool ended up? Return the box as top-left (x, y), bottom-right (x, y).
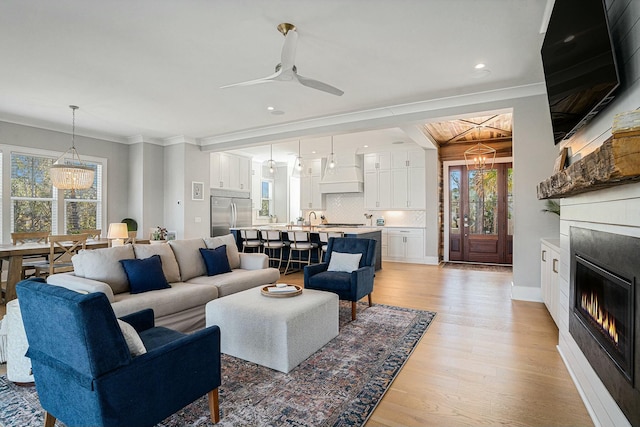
top-left (261, 230), bottom-right (287, 271)
top-left (284, 230), bottom-right (317, 275)
top-left (240, 229), bottom-right (262, 253)
top-left (318, 231), bottom-right (344, 262)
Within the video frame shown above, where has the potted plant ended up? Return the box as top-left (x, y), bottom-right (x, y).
top-left (151, 226), bottom-right (168, 243)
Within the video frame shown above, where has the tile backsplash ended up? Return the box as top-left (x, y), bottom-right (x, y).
top-left (301, 193), bottom-right (426, 227)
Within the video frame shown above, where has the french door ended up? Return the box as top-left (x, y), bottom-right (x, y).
top-left (449, 163), bottom-right (513, 264)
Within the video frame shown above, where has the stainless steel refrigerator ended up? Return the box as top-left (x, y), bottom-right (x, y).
top-left (210, 189), bottom-right (252, 237)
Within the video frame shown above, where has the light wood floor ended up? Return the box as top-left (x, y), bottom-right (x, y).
top-left (0, 262), bottom-right (594, 426)
top-left (288, 261), bottom-right (594, 427)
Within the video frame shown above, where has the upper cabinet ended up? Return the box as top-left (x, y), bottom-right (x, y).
top-left (364, 150), bottom-right (425, 209)
top-left (210, 153), bottom-right (251, 191)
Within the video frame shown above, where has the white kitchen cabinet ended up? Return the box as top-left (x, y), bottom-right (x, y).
top-left (364, 152), bottom-right (391, 172)
top-left (251, 161), bottom-right (262, 210)
top-left (300, 159), bottom-right (324, 210)
top-left (384, 228), bottom-right (425, 263)
top-left (541, 239), bottom-right (560, 327)
top-left (364, 153), bottom-right (391, 209)
top-left (391, 150), bottom-right (425, 209)
top-left (210, 153), bottom-right (251, 191)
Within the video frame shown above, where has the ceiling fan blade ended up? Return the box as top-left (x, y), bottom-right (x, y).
top-left (296, 74), bottom-right (344, 96)
top-left (280, 29), bottom-right (298, 71)
top-left (219, 71), bottom-right (281, 89)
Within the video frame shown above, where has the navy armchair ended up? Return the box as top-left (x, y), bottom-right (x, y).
top-left (16, 279), bottom-right (221, 427)
top-left (304, 238), bottom-right (377, 320)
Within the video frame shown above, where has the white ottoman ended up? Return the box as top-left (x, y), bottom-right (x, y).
top-left (206, 286), bottom-right (338, 373)
top-left (6, 300), bottom-right (34, 384)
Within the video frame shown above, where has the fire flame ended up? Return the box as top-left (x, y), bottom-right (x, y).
top-left (581, 291), bottom-right (619, 346)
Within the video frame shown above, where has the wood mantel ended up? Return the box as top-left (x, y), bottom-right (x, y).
top-left (537, 136), bottom-right (640, 199)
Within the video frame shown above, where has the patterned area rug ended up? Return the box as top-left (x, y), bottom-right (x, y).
top-left (442, 262), bottom-right (513, 272)
top-left (0, 302), bottom-right (435, 427)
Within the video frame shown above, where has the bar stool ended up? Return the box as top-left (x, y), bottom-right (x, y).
top-left (261, 230), bottom-right (288, 271)
top-left (240, 229), bottom-right (262, 253)
top-left (284, 231), bottom-right (318, 275)
top-left (318, 231), bottom-right (344, 262)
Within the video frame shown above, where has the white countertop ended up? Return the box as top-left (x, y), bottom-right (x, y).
top-left (233, 226), bottom-right (382, 235)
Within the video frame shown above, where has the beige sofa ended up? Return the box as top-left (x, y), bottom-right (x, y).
top-left (46, 234), bottom-right (280, 332)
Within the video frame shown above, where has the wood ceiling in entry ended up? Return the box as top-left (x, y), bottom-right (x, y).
top-left (422, 113), bottom-right (513, 162)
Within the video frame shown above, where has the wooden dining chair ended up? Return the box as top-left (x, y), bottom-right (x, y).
top-left (80, 229), bottom-right (101, 240)
top-left (34, 234), bottom-right (88, 278)
top-left (10, 231), bottom-right (51, 280)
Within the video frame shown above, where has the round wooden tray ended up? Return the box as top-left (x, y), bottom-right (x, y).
top-left (261, 284), bottom-right (302, 298)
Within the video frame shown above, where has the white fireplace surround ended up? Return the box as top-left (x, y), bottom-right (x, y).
top-left (558, 182), bottom-right (640, 427)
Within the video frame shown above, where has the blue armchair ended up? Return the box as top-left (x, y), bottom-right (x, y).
top-left (16, 278), bottom-right (221, 427)
top-left (304, 238), bottom-right (377, 320)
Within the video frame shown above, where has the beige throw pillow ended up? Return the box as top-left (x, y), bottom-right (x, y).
top-left (117, 319), bottom-right (147, 357)
top-left (204, 234), bottom-right (240, 269)
top-left (168, 238), bottom-right (207, 281)
top-left (71, 245), bottom-right (135, 294)
top-left (132, 243), bottom-right (181, 283)
top-left (327, 252), bottom-right (363, 273)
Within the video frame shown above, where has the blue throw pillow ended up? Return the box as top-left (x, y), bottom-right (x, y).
top-left (119, 255), bottom-right (171, 294)
top-left (199, 245), bottom-right (232, 276)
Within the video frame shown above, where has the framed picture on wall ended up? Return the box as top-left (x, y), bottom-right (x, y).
top-left (192, 181), bottom-right (204, 201)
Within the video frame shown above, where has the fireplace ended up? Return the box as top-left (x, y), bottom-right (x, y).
top-left (570, 227), bottom-right (640, 426)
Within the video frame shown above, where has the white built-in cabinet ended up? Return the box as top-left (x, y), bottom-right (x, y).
top-left (383, 228), bottom-right (425, 263)
top-left (364, 153), bottom-right (391, 209)
top-left (300, 159), bottom-right (324, 210)
top-left (210, 153), bottom-right (251, 191)
top-left (251, 161), bottom-right (261, 210)
top-left (364, 150), bottom-right (425, 209)
top-left (541, 239), bottom-right (560, 327)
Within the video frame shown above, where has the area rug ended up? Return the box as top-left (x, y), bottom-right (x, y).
top-left (0, 302), bottom-right (435, 427)
top-left (442, 262), bottom-right (512, 272)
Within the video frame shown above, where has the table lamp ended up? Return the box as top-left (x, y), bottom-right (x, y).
top-left (107, 223), bottom-right (129, 247)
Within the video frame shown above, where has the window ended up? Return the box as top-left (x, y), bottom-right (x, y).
top-left (258, 179), bottom-right (273, 217)
top-left (9, 151), bottom-right (103, 234)
top-left (11, 153), bottom-right (55, 232)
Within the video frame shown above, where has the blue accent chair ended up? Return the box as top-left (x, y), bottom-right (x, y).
top-left (304, 238), bottom-right (377, 320)
top-left (16, 278), bottom-right (221, 427)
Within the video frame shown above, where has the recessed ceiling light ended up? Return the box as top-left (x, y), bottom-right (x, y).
top-left (363, 145), bottom-right (369, 148)
top-left (311, 150), bottom-right (317, 154)
top-left (266, 106), bottom-right (275, 111)
top-left (474, 63), bottom-right (486, 69)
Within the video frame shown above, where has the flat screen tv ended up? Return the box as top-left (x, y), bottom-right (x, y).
top-left (541, 0), bottom-right (620, 144)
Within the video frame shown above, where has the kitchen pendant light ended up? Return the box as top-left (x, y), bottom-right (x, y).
top-left (324, 136), bottom-right (337, 176)
top-left (263, 144), bottom-right (278, 177)
top-left (50, 105), bottom-right (95, 190)
top-left (292, 140), bottom-right (305, 178)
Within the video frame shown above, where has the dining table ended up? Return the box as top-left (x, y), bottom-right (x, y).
top-left (0, 239), bottom-right (110, 302)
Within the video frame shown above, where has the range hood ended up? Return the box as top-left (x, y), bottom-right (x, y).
top-left (319, 153), bottom-right (364, 193)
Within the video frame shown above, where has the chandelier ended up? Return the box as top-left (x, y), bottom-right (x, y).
top-left (463, 142), bottom-right (496, 171)
top-left (50, 105), bottom-right (95, 190)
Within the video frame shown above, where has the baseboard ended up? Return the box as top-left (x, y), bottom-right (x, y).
top-left (557, 344), bottom-right (601, 427)
top-left (510, 282), bottom-right (542, 301)
top-left (382, 256), bottom-right (439, 265)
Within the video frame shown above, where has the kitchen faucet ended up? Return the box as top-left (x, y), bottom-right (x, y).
top-left (308, 211), bottom-right (317, 224)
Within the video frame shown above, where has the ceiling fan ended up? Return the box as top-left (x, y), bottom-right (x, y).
top-left (220, 23), bottom-right (344, 96)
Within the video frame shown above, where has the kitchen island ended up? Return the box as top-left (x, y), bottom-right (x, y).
top-left (230, 226), bottom-right (382, 270)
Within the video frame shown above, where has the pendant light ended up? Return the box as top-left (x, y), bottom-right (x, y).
top-left (325, 136), bottom-right (337, 176)
top-left (50, 105), bottom-right (95, 190)
top-left (292, 140), bottom-right (305, 178)
top-left (463, 142), bottom-right (496, 171)
top-left (263, 144), bottom-right (278, 177)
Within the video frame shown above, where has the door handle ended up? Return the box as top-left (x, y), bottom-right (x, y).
top-left (552, 258), bottom-right (558, 274)
top-left (542, 250), bottom-right (547, 262)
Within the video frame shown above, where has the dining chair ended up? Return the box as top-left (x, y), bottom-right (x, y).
top-left (9, 231), bottom-right (51, 280)
top-left (284, 230), bottom-right (317, 275)
top-left (80, 229), bottom-right (102, 240)
top-left (34, 234), bottom-right (88, 278)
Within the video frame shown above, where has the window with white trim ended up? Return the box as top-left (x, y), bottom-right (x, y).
top-left (10, 151), bottom-right (103, 234)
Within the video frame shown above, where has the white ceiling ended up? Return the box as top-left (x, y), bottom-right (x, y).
top-left (0, 0), bottom-right (551, 161)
